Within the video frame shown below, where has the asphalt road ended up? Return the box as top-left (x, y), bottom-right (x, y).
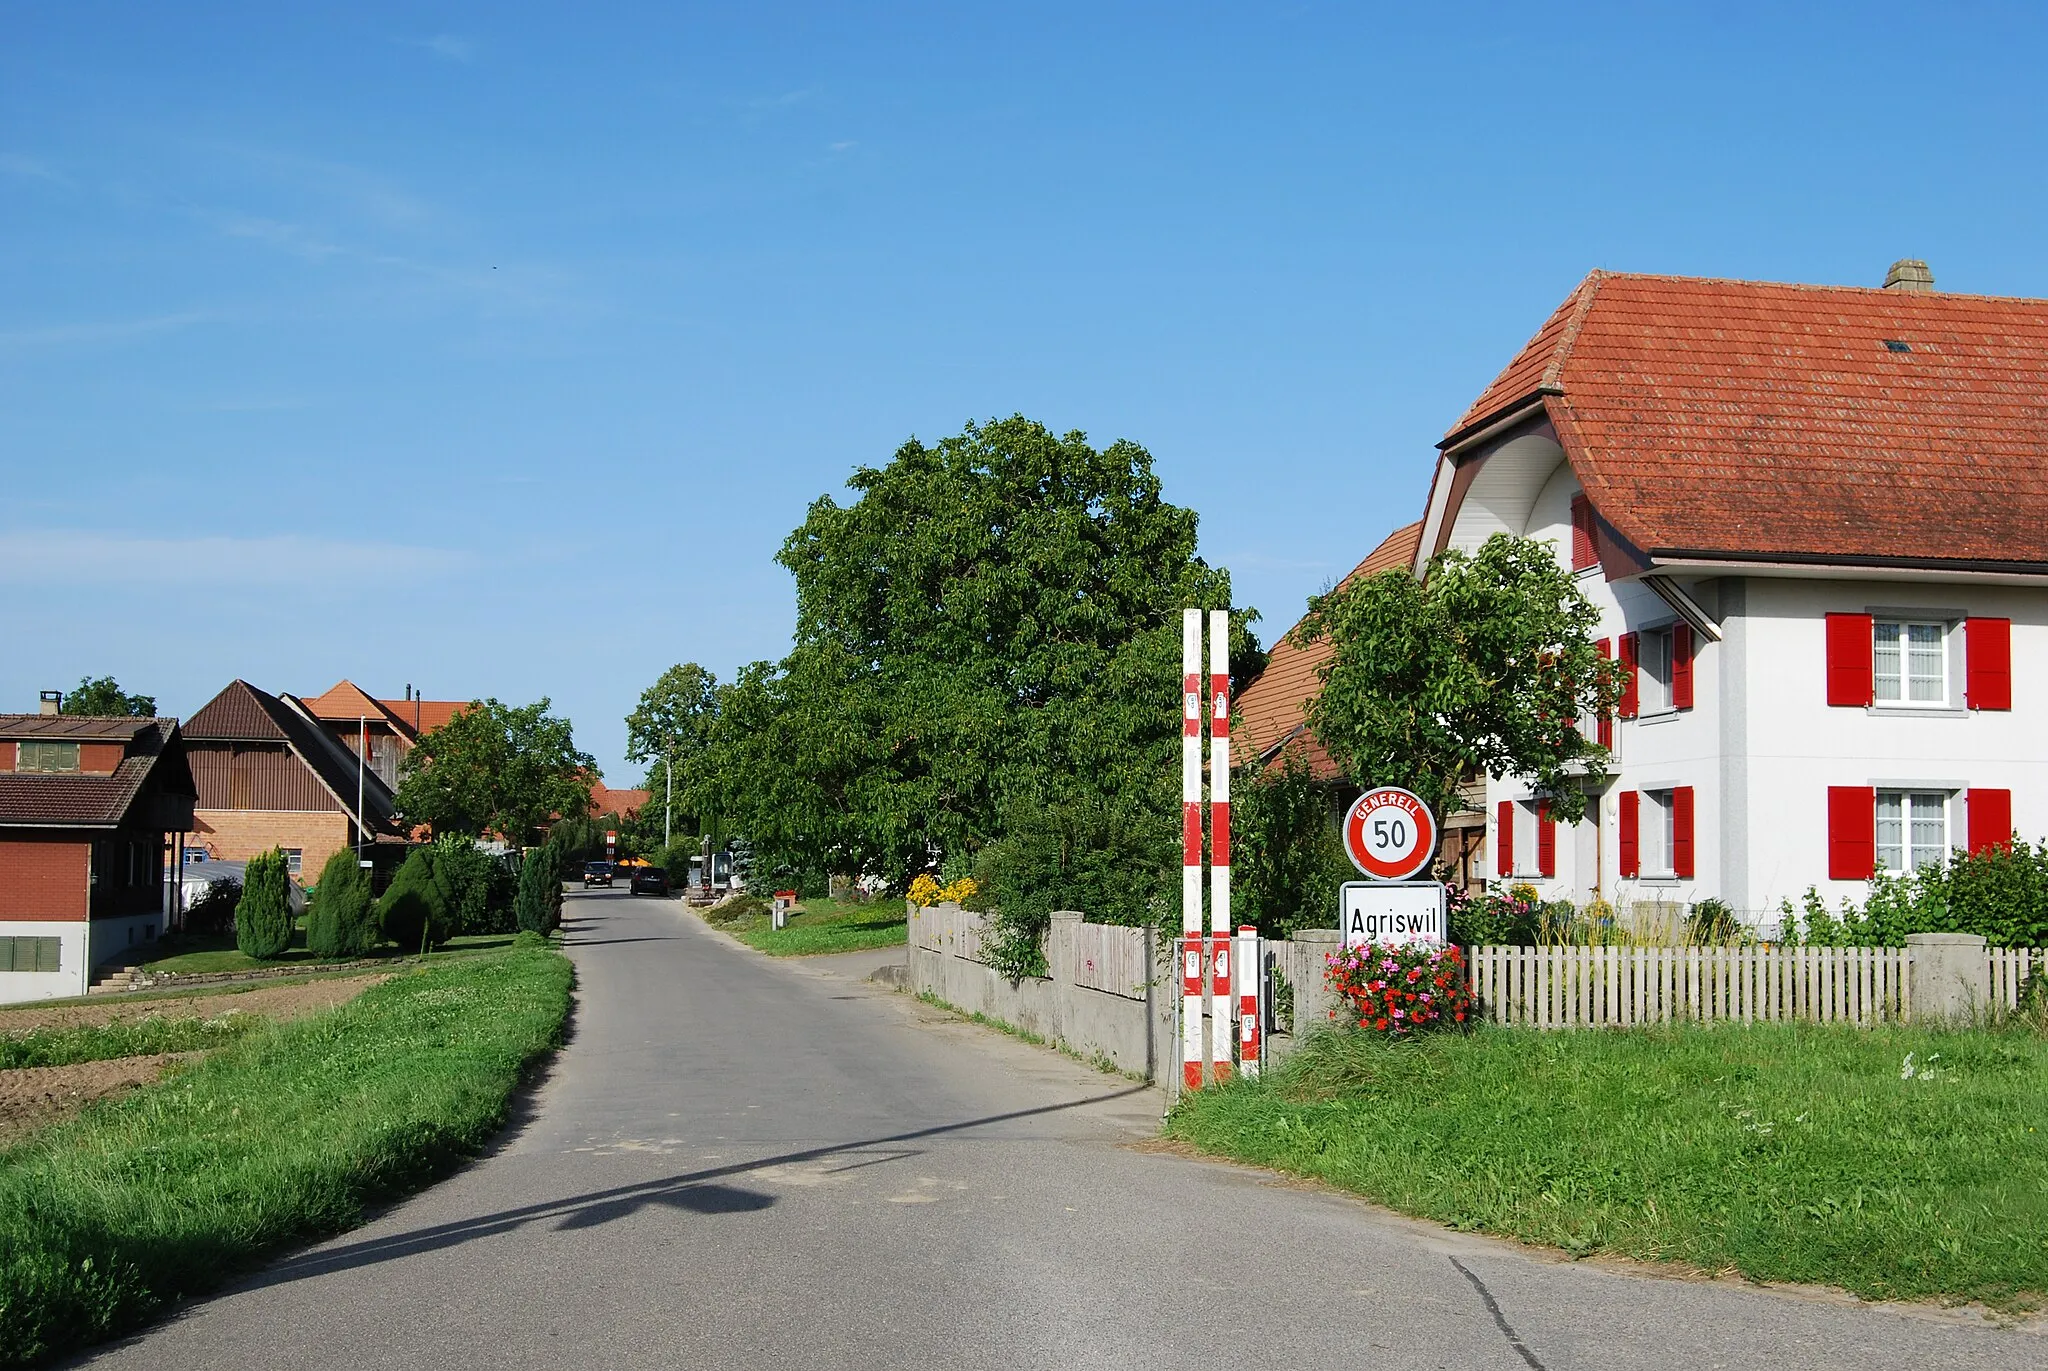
top-left (80, 888), bottom-right (2041, 1370)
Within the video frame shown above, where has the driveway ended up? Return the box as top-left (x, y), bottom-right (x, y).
top-left (78, 888), bottom-right (2041, 1369)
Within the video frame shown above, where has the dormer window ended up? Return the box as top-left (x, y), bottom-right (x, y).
top-left (17, 741), bottom-right (81, 773)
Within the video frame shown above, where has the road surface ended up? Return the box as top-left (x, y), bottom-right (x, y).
top-left (79, 887), bottom-right (2041, 1369)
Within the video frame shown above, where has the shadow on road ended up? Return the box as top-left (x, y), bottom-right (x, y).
top-left (246, 1085), bottom-right (1150, 1289)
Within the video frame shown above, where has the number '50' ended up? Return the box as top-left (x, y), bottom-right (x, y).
top-left (1372, 817), bottom-right (1408, 848)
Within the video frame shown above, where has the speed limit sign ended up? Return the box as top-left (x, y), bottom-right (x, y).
top-left (1341, 786), bottom-right (1438, 882)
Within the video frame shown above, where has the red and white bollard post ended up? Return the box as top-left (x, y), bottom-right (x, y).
top-left (1236, 924), bottom-right (1260, 1077)
top-left (1208, 608), bottom-right (1233, 1083)
top-left (1180, 608), bottom-right (1206, 1092)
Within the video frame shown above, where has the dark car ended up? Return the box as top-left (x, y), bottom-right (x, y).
top-left (630, 866), bottom-right (670, 897)
top-left (582, 861), bottom-right (614, 888)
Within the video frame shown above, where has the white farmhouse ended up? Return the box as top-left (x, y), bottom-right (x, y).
top-left (1416, 260), bottom-right (2048, 927)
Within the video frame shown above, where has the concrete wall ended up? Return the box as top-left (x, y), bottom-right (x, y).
top-left (910, 907), bottom-right (1174, 1083)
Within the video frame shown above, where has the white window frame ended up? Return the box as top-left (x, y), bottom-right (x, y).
top-left (1638, 625), bottom-right (1676, 716)
top-left (1875, 790), bottom-right (1951, 874)
top-left (282, 848), bottom-right (303, 877)
top-left (1872, 619), bottom-right (1949, 708)
top-left (1641, 788), bottom-right (1677, 878)
top-left (1511, 800), bottom-right (1543, 877)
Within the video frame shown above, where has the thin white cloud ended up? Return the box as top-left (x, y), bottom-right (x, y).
top-left (0, 531), bottom-right (472, 591)
top-left (405, 33), bottom-right (476, 62)
top-left (0, 312), bottom-right (213, 353)
top-left (828, 141), bottom-right (857, 153)
top-left (0, 153), bottom-right (73, 187)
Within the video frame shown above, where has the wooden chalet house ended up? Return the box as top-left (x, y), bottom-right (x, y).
top-left (0, 705), bottom-right (196, 1001)
top-left (182, 681), bottom-right (404, 882)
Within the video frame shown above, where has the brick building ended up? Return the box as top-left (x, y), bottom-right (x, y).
top-left (0, 709), bottom-right (196, 1001)
top-left (183, 681), bottom-right (404, 882)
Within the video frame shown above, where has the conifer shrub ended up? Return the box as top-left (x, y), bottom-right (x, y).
top-left (306, 847), bottom-right (378, 958)
top-left (515, 844), bottom-right (564, 935)
top-left (378, 848), bottom-right (457, 952)
top-left (234, 849), bottom-right (295, 960)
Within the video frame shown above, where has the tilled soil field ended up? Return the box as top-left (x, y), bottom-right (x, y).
top-left (0, 975), bottom-right (387, 1144)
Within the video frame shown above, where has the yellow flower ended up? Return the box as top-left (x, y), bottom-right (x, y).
top-left (939, 876), bottom-right (979, 905)
top-left (907, 874), bottom-right (943, 907)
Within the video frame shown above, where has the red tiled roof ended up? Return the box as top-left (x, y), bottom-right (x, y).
top-left (1447, 272), bottom-right (2048, 568)
top-left (1232, 522), bottom-right (1423, 778)
top-left (589, 784), bottom-right (651, 820)
top-left (303, 681), bottom-right (409, 731)
top-left (0, 719), bottom-right (192, 828)
top-left (0, 716), bottom-right (152, 741)
top-left (376, 698), bottom-right (467, 736)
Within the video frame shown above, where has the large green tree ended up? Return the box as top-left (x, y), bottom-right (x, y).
top-left (393, 698), bottom-right (594, 844)
top-left (625, 663), bottom-right (720, 844)
top-left (695, 415), bottom-right (1258, 889)
top-left (1292, 533), bottom-right (1620, 824)
top-left (60, 676), bottom-right (155, 717)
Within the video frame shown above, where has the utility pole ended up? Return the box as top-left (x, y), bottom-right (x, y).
top-left (356, 715), bottom-right (367, 857)
top-left (665, 751), bottom-right (673, 847)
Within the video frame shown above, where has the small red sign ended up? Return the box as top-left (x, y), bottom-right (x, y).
top-left (1342, 787), bottom-right (1438, 882)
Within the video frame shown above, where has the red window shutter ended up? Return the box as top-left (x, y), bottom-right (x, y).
top-left (1496, 800), bottom-right (1514, 877)
top-left (1672, 786), bottom-right (1695, 878)
top-left (1965, 617), bottom-right (2012, 711)
top-left (1827, 786), bottom-right (1876, 880)
top-left (1536, 800), bottom-right (1556, 877)
top-left (1594, 638), bottom-right (1614, 748)
top-left (1570, 495), bottom-right (1596, 571)
top-left (1617, 790), bottom-right (1640, 879)
top-left (1824, 613), bottom-right (1874, 707)
top-left (1671, 623), bottom-right (1694, 710)
top-left (1967, 788), bottom-right (2013, 855)
top-left (1618, 632), bottom-right (1640, 719)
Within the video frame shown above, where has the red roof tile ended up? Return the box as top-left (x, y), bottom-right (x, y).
top-left (589, 784), bottom-right (651, 820)
top-left (376, 698), bottom-right (467, 736)
top-left (1448, 272), bottom-right (2048, 567)
top-left (1233, 522), bottom-right (1422, 778)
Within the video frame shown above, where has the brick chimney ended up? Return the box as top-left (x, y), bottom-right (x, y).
top-left (38, 690), bottom-right (61, 716)
top-left (1883, 259), bottom-right (1935, 292)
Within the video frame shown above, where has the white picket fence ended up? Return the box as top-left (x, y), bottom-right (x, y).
top-left (1990, 947), bottom-right (2047, 1008)
top-left (1465, 944), bottom-right (1913, 1028)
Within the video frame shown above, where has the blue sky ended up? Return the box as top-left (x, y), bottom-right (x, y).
top-left (5, 2), bottom-right (2045, 782)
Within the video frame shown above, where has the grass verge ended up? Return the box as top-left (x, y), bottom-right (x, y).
top-left (1166, 1022), bottom-right (2048, 1309)
top-left (0, 1015), bottom-right (260, 1069)
top-left (0, 941), bottom-right (573, 1366)
top-left (714, 897), bottom-right (908, 957)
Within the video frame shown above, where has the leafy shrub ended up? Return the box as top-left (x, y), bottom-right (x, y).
top-left (183, 875), bottom-right (241, 936)
top-left (430, 835), bottom-right (517, 935)
top-left (1779, 842), bottom-right (2048, 948)
top-left (234, 849), bottom-right (295, 960)
top-left (1325, 942), bottom-right (1473, 1034)
top-left (1230, 754), bottom-right (1357, 938)
top-left (515, 844), bottom-right (564, 935)
top-left (971, 790), bottom-right (1173, 979)
top-left (378, 848), bottom-right (457, 952)
top-left (306, 848), bottom-right (378, 958)
top-left (1687, 897), bottom-right (1738, 946)
top-left (705, 893), bottom-right (768, 926)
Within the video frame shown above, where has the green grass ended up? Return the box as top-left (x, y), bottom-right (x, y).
top-left (0, 1014), bottom-right (261, 1070)
top-left (913, 991), bottom-right (1136, 1078)
top-left (1167, 1022), bottom-right (2048, 1308)
top-left (0, 942), bottom-right (573, 1366)
top-left (714, 896), bottom-right (908, 957)
top-left (135, 928), bottom-right (520, 976)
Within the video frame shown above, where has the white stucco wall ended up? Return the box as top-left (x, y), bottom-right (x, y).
top-left (1449, 433), bottom-right (2048, 931)
top-left (0, 921), bottom-right (92, 1001)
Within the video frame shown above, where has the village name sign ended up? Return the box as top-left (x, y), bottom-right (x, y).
top-left (1339, 785), bottom-right (1447, 948)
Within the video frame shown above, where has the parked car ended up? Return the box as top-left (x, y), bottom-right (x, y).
top-left (630, 866), bottom-right (670, 897)
top-left (582, 861), bottom-right (614, 888)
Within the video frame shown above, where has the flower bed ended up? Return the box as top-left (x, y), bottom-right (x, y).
top-left (1326, 941), bottom-right (1472, 1034)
